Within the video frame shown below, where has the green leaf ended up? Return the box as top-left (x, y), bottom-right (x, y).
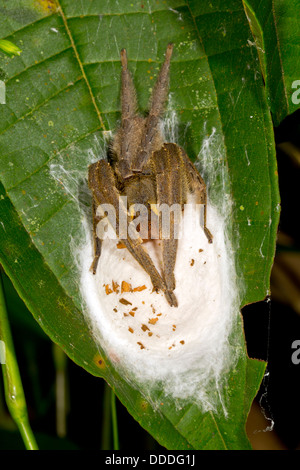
top-left (243, 0), bottom-right (300, 125)
top-left (0, 0), bottom-right (279, 449)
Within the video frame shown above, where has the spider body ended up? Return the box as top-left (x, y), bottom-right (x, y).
top-left (88, 44), bottom-right (212, 307)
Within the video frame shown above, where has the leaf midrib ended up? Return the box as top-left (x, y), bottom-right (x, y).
top-left (56, 1), bottom-right (106, 131)
top-left (271, 0), bottom-right (289, 113)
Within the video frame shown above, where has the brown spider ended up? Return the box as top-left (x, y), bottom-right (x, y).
top-left (88, 44), bottom-right (212, 307)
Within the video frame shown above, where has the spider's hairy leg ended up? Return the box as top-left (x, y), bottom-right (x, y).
top-left (180, 147), bottom-right (213, 244)
top-left (151, 143), bottom-right (187, 306)
top-left (90, 199), bottom-right (102, 274)
top-left (131, 43), bottom-right (174, 172)
top-left (88, 160), bottom-right (177, 306)
top-left (117, 49), bottom-right (138, 178)
top-left (120, 49), bottom-right (137, 117)
top-left (120, 49), bottom-right (137, 127)
top-left (148, 43), bottom-right (173, 124)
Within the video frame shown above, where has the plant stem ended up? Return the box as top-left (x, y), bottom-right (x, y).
top-left (0, 274), bottom-right (38, 450)
top-left (101, 382), bottom-right (112, 450)
top-left (111, 389), bottom-right (119, 450)
top-left (53, 343), bottom-right (68, 438)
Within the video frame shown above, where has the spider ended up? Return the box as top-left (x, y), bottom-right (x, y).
top-left (88, 44), bottom-right (212, 308)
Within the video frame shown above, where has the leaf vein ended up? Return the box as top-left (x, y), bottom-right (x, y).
top-left (56, 2), bottom-right (106, 131)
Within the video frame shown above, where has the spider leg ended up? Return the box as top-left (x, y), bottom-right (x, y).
top-left (177, 145), bottom-right (213, 243)
top-left (118, 49), bottom-right (138, 178)
top-left (151, 143), bottom-right (186, 303)
top-left (120, 49), bottom-right (137, 122)
top-left (88, 160), bottom-right (177, 306)
top-left (90, 199), bottom-right (102, 274)
top-left (131, 43), bottom-right (174, 172)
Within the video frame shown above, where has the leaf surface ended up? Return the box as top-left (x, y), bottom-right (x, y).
top-left (0, 0), bottom-right (279, 449)
top-left (243, 0), bottom-right (300, 125)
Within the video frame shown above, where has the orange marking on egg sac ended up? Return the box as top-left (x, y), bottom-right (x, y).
top-left (133, 285), bottom-right (147, 292)
top-left (112, 280), bottom-right (119, 293)
top-left (121, 281), bottom-right (132, 293)
top-left (104, 284), bottom-right (113, 295)
top-left (119, 298), bottom-right (132, 306)
top-left (117, 241), bottom-right (126, 249)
